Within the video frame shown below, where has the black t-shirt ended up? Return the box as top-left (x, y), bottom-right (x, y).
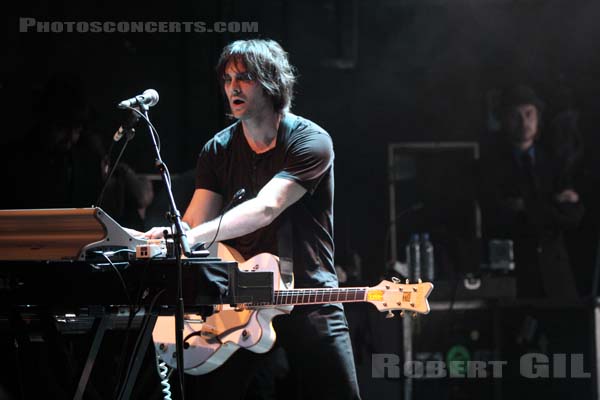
top-left (195, 114), bottom-right (338, 288)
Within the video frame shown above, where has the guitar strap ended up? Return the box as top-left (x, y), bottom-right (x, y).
top-left (277, 113), bottom-right (297, 289)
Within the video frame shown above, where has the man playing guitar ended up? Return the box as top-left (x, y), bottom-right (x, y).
top-left (143, 39), bottom-right (361, 399)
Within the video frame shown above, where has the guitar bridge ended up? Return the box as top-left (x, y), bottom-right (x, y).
top-left (184, 314), bottom-right (205, 323)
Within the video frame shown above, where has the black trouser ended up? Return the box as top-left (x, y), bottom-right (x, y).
top-left (185, 304), bottom-right (361, 400)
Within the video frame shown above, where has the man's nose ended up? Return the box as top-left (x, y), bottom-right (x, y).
top-left (230, 79), bottom-right (241, 93)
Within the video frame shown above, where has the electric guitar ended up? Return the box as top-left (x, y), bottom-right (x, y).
top-left (152, 245), bottom-right (433, 375)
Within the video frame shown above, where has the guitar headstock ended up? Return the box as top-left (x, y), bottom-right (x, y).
top-left (366, 277), bottom-right (433, 315)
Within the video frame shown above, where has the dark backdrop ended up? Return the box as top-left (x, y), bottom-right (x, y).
top-left (2, 0), bottom-right (600, 287)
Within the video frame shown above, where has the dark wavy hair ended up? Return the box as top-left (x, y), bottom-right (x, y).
top-left (216, 39), bottom-right (297, 114)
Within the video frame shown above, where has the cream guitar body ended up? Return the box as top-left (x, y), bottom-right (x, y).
top-left (152, 245), bottom-right (432, 375)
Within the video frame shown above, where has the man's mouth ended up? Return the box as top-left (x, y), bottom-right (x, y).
top-left (232, 99), bottom-right (245, 106)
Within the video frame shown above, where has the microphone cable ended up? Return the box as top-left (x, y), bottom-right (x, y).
top-left (203, 188), bottom-right (247, 251)
top-left (94, 108), bottom-right (142, 207)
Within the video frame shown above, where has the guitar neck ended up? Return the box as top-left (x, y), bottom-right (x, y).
top-left (220, 244), bottom-right (432, 314)
top-left (251, 287), bottom-right (370, 307)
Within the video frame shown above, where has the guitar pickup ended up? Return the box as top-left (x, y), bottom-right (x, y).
top-left (227, 265), bottom-right (273, 304)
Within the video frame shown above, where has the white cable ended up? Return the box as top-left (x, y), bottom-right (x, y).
top-left (155, 353), bottom-right (173, 400)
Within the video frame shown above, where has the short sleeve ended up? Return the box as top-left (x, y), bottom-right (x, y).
top-left (275, 129), bottom-right (334, 194)
top-left (195, 140), bottom-right (222, 194)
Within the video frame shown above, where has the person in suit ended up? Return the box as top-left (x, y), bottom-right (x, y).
top-left (478, 84), bottom-right (584, 299)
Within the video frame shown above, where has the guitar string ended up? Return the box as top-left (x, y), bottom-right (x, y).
top-left (249, 288), bottom-right (369, 307)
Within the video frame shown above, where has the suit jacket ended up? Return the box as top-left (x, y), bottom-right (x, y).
top-left (478, 139), bottom-right (585, 299)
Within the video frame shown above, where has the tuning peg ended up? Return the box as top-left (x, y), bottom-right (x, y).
top-left (400, 311), bottom-right (405, 317)
top-left (418, 278), bottom-right (422, 283)
top-left (405, 279), bottom-right (409, 284)
top-left (385, 311), bottom-right (395, 319)
top-left (412, 312), bottom-right (418, 318)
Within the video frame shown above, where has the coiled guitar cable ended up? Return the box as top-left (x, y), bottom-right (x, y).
top-left (155, 352), bottom-right (173, 400)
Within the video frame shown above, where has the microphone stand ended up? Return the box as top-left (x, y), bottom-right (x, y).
top-left (139, 104), bottom-right (191, 399)
top-left (94, 117), bottom-right (137, 208)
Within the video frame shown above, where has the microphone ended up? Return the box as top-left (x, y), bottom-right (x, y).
top-left (113, 109), bottom-right (141, 142)
top-left (231, 188), bottom-right (246, 203)
top-left (117, 89), bottom-right (159, 109)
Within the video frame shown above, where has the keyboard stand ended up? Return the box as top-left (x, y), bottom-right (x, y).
top-left (72, 311), bottom-right (158, 400)
top-left (73, 316), bottom-right (110, 400)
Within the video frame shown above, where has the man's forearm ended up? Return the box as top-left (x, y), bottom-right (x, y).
top-left (187, 198), bottom-right (276, 245)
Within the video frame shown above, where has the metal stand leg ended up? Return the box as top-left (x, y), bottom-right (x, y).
top-left (402, 316), bottom-right (413, 400)
top-left (118, 313), bottom-right (158, 400)
top-left (73, 316), bottom-right (111, 400)
top-left (594, 302), bottom-right (600, 400)
top-left (590, 232), bottom-right (600, 399)
top-left (492, 304), bottom-right (503, 400)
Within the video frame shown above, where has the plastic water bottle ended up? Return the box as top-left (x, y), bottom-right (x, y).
top-left (421, 232), bottom-right (435, 282)
top-left (406, 233), bottom-right (421, 282)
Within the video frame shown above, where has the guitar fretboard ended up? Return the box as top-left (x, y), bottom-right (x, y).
top-left (250, 287), bottom-right (369, 307)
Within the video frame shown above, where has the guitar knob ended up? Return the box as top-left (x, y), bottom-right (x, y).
top-left (385, 311), bottom-right (395, 319)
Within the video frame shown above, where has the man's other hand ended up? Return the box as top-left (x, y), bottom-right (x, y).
top-left (555, 189), bottom-right (580, 204)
